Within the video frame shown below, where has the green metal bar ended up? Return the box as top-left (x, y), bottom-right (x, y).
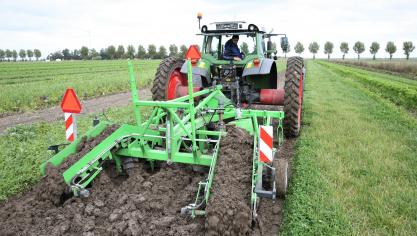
top-left (167, 109), bottom-right (193, 138)
top-left (196, 130), bottom-right (225, 136)
top-left (171, 85), bottom-right (223, 102)
top-left (40, 121), bottom-right (112, 175)
top-left (116, 148), bottom-right (213, 166)
top-left (251, 134), bottom-right (259, 215)
top-left (204, 136), bottom-right (221, 202)
top-left (178, 89), bottom-right (221, 126)
top-left (187, 60), bottom-right (197, 154)
top-left (140, 108), bottom-right (158, 137)
top-left (128, 60), bottom-right (142, 127)
top-left (135, 100), bottom-right (191, 108)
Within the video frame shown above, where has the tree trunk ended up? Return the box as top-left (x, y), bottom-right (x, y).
top-left (328, 54), bottom-right (330, 60)
top-left (390, 54), bottom-right (392, 60)
top-left (357, 54), bottom-right (360, 60)
top-left (313, 54), bottom-right (315, 60)
top-left (343, 54), bottom-right (345, 60)
top-left (406, 54), bottom-right (409, 60)
top-left (373, 54), bottom-right (375, 60)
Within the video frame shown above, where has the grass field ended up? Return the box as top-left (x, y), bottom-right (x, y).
top-left (334, 59), bottom-right (417, 80)
top-left (0, 60), bottom-right (160, 115)
top-left (281, 61), bottom-right (417, 235)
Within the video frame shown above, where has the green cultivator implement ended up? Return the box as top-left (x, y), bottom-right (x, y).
top-left (41, 21), bottom-right (304, 222)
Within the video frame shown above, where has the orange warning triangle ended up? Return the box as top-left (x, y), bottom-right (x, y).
top-left (61, 88), bottom-right (82, 113)
top-left (185, 45), bottom-right (201, 60)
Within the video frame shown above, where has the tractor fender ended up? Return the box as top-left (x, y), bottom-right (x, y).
top-left (180, 62), bottom-right (211, 85)
top-left (242, 58), bottom-right (276, 77)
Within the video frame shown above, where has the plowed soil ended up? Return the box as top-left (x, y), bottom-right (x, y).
top-left (0, 125), bottom-right (295, 236)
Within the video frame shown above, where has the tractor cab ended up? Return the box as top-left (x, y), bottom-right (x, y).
top-left (198, 21), bottom-right (282, 64)
top-left (152, 18), bottom-right (304, 137)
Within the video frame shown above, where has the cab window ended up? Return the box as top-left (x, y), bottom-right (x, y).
top-left (205, 36), bottom-right (221, 59)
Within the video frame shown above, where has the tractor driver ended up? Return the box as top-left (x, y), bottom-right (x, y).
top-left (223, 35), bottom-right (244, 61)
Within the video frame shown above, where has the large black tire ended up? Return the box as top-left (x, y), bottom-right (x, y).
top-left (151, 57), bottom-right (185, 101)
top-left (283, 56), bottom-right (304, 137)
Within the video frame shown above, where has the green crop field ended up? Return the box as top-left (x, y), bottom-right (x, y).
top-left (0, 60), bottom-right (160, 116)
top-left (0, 59), bottom-right (416, 235)
top-left (0, 59), bottom-right (287, 117)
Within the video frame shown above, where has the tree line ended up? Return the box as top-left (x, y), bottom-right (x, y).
top-left (0, 49), bottom-right (42, 61)
top-left (45, 44), bottom-right (193, 61)
top-left (2, 41), bottom-right (415, 62)
top-left (287, 41), bottom-right (415, 60)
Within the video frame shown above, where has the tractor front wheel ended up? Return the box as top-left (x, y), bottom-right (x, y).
top-left (283, 56), bottom-right (304, 137)
top-left (151, 57), bottom-right (186, 101)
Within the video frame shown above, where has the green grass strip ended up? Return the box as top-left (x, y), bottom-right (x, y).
top-left (281, 61), bottom-right (417, 235)
top-left (319, 61), bottom-right (417, 114)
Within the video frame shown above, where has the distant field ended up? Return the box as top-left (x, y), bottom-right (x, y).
top-left (0, 59), bottom-right (288, 117)
top-left (0, 60), bottom-right (160, 116)
top-left (333, 59), bottom-right (417, 80)
top-left (321, 61), bottom-right (417, 115)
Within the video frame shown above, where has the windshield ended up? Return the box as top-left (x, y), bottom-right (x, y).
top-left (204, 34), bottom-right (257, 60)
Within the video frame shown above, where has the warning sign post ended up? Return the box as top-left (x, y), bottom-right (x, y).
top-left (61, 88), bottom-right (82, 142)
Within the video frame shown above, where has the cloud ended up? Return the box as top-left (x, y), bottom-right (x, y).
top-left (0, 0), bottom-right (416, 59)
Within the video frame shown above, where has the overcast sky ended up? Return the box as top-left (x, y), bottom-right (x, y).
top-left (1, 0), bottom-right (416, 59)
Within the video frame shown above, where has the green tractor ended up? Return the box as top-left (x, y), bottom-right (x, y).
top-left (152, 21), bottom-right (304, 137)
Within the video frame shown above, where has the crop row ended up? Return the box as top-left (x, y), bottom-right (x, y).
top-left (319, 61), bottom-right (417, 113)
top-left (331, 60), bottom-right (417, 80)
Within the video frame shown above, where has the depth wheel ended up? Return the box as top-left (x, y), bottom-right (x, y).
top-left (276, 158), bottom-right (288, 198)
top-left (151, 57), bottom-right (186, 101)
top-left (283, 56), bottom-right (304, 137)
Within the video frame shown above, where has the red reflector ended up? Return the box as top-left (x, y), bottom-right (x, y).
top-left (253, 58), bottom-right (260, 66)
top-left (185, 45), bottom-right (201, 60)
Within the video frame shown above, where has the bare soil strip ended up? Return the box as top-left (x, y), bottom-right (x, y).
top-left (0, 89), bottom-right (151, 134)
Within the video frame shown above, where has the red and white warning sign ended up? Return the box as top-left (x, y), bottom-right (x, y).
top-left (259, 125), bottom-right (273, 163)
top-left (61, 88), bottom-right (82, 142)
top-left (65, 112), bottom-right (76, 141)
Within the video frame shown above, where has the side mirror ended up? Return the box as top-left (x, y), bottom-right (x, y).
top-left (273, 56), bottom-right (278, 60)
top-left (280, 37), bottom-right (289, 51)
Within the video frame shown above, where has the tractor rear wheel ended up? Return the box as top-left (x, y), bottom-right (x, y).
top-left (283, 56), bottom-right (304, 137)
top-left (151, 57), bottom-right (185, 101)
